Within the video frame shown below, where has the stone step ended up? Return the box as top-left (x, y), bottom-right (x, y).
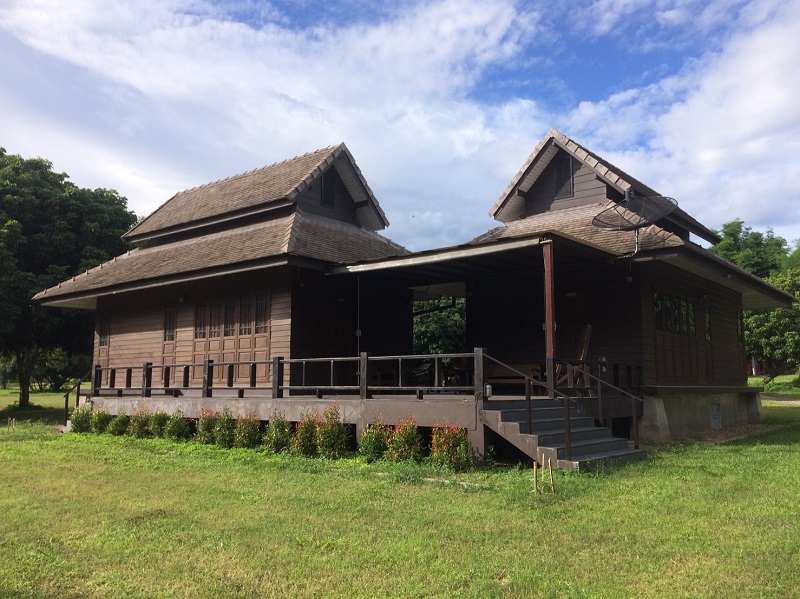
top-left (556, 448), bottom-right (648, 472)
top-left (537, 436), bottom-right (631, 463)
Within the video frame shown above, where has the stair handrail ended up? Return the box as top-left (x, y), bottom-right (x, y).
top-left (63, 368), bottom-right (94, 426)
top-left (483, 354), bottom-right (578, 458)
top-left (553, 358), bottom-right (642, 449)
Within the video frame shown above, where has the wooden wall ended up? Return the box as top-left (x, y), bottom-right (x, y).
top-left (294, 166), bottom-right (358, 225)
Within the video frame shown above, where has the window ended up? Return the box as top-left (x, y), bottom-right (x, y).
top-left (223, 300), bottom-right (236, 336)
top-left (255, 292), bottom-right (270, 334)
top-left (164, 307), bottom-right (177, 342)
top-left (554, 154), bottom-right (573, 198)
top-left (654, 291), bottom-right (698, 338)
top-left (99, 317), bottom-right (110, 347)
top-left (704, 303), bottom-right (712, 342)
top-left (194, 303), bottom-right (207, 339)
top-left (209, 301), bottom-right (222, 338)
top-left (239, 297), bottom-right (252, 336)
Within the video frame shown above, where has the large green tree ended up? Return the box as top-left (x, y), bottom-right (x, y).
top-left (0, 148), bottom-right (137, 407)
top-left (745, 269), bottom-right (800, 379)
top-left (710, 219), bottom-right (788, 278)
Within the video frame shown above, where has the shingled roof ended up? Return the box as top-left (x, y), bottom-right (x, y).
top-left (34, 209), bottom-right (407, 308)
top-left (124, 143), bottom-right (388, 242)
top-left (490, 129), bottom-right (720, 244)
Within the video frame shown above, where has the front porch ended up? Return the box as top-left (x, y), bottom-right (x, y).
top-left (74, 349), bottom-right (647, 471)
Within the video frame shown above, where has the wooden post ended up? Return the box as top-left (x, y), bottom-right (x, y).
top-left (202, 360), bottom-right (213, 398)
top-left (141, 362), bottom-right (152, 398)
top-left (226, 364), bottom-right (234, 388)
top-left (109, 368), bottom-right (116, 389)
top-left (272, 357), bottom-right (283, 399)
top-left (359, 352), bottom-right (369, 399)
top-left (164, 366), bottom-right (171, 389)
top-left (473, 347), bottom-right (485, 403)
top-left (249, 363), bottom-right (257, 388)
top-left (63, 392), bottom-right (70, 426)
top-left (92, 364), bottom-right (102, 397)
top-left (543, 241), bottom-right (556, 399)
top-left (125, 368), bottom-right (133, 389)
top-left (182, 365), bottom-right (190, 388)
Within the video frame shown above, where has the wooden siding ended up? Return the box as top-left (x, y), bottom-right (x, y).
top-left (294, 166), bottom-right (358, 225)
top-left (524, 151), bottom-right (614, 215)
top-left (640, 262), bottom-right (745, 386)
top-left (94, 267), bottom-right (294, 385)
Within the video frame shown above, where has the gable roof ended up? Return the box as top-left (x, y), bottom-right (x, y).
top-left (124, 143), bottom-right (388, 243)
top-left (34, 208), bottom-right (407, 309)
top-left (490, 128), bottom-right (720, 244)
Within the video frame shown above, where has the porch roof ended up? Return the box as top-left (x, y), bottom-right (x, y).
top-left (33, 209), bottom-right (406, 309)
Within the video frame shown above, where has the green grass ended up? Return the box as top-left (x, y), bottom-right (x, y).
top-left (749, 373), bottom-right (800, 398)
top-left (0, 384), bottom-right (70, 425)
top-left (0, 401), bottom-right (799, 597)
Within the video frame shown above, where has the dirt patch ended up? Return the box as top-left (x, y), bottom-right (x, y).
top-left (641, 421), bottom-right (785, 455)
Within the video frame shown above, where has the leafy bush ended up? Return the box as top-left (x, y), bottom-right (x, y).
top-left (429, 423), bottom-right (473, 471)
top-left (164, 410), bottom-right (190, 441)
top-left (316, 404), bottom-right (348, 459)
top-left (214, 409), bottom-right (236, 449)
top-left (292, 411), bottom-right (319, 457)
top-left (195, 407), bottom-right (217, 445)
top-left (262, 412), bottom-right (292, 454)
top-left (386, 415), bottom-right (423, 462)
top-left (129, 406), bottom-right (151, 438)
top-left (149, 411), bottom-right (169, 438)
top-left (358, 414), bottom-right (391, 462)
top-left (70, 404), bottom-right (93, 433)
top-left (234, 414), bottom-right (261, 449)
top-left (108, 414), bottom-right (130, 436)
top-left (90, 407), bottom-right (113, 434)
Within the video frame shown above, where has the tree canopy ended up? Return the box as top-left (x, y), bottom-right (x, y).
top-left (0, 148), bottom-right (138, 406)
top-left (710, 219), bottom-right (788, 278)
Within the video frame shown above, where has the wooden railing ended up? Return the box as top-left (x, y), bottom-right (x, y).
top-left (63, 369), bottom-right (93, 425)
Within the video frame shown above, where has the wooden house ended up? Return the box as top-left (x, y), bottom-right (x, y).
top-left (35, 131), bottom-right (795, 469)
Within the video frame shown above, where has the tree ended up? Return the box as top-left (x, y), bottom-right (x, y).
top-left (0, 148), bottom-right (138, 407)
top-left (744, 269), bottom-right (800, 379)
top-left (413, 297), bottom-right (466, 354)
top-left (710, 219), bottom-right (788, 278)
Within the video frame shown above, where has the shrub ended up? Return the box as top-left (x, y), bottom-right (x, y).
top-left (70, 404), bottom-right (92, 433)
top-left (292, 411), bottom-right (319, 457)
top-left (149, 411), bottom-right (169, 438)
top-left (262, 412), bottom-right (292, 454)
top-left (316, 404), bottom-right (348, 459)
top-left (164, 410), bottom-right (191, 441)
top-left (90, 407), bottom-right (113, 434)
top-left (108, 413), bottom-right (130, 436)
top-left (358, 414), bottom-right (391, 462)
top-left (386, 415), bottom-right (423, 462)
top-left (429, 422), bottom-right (473, 471)
top-left (195, 407), bottom-right (217, 444)
top-left (129, 406), bottom-right (151, 438)
top-left (234, 414), bottom-right (261, 449)
top-left (214, 409), bottom-right (236, 449)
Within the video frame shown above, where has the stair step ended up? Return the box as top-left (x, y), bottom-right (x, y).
top-left (537, 436), bottom-right (630, 463)
top-left (556, 448), bottom-right (647, 472)
top-left (530, 426), bottom-right (612, 445)
top-left (493, 407), bottom-right (575, 421)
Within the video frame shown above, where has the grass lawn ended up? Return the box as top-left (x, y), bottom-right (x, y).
top-left (1, 384), bottom-right (71, 425)
top-left (748, 373), bottom-right (800, 398)
top-left (1, 402), bottom-right (799, 598)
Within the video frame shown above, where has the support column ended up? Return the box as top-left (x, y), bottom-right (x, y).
top-left (543, 241), bottom-right (556, 399)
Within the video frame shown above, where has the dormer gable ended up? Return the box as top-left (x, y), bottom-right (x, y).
top-left (490, 129), bottom-right (720, 245)
top-left (123, 143), bottom-right (388, 244)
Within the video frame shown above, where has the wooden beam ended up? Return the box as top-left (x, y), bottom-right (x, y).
top-left (543, 242), bottom-right (556, 398)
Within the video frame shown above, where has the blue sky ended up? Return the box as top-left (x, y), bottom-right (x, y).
top-left (1, 0), bottom-right (799, 252)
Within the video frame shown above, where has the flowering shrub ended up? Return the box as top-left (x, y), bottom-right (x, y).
top-left (262, 412), bottom-right (292, 454)
top-left (386, 415), bottom-right (423, 462)
top-left (213, 408), bottom-right (236, 449)
top-left (358, 414), bottom-right (391, 462)
top-left (108, 413), bottom-right (130, 436)
top-left (164, 410), bottom-right (191, 441)
top-left (71, 405), bottom-right (93, 433)
top-left (90, 407), bottom-right (113, 433)
top-left (292, 411), bottom-right (320, 457)
top-left (149, 411), bottom-right (169, 438)
top-left (129, 406), bottom-right (151, 438)
top-left (195, 407), bottom-right (217, 445)
top-left (316, 404), bottom-right (348, 459)
top-left (234, 414), bottom-right (261, 449)
top-left (429, 422), bottom-right (473, 471)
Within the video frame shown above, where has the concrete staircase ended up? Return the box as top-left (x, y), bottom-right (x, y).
top-left (482, 399), bottom-right (646, 471)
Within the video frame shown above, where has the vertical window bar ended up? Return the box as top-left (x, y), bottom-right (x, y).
top-left (194, 303), bottom-right (207, 339)
top-left (239, 297), bottom-right (252, 336)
